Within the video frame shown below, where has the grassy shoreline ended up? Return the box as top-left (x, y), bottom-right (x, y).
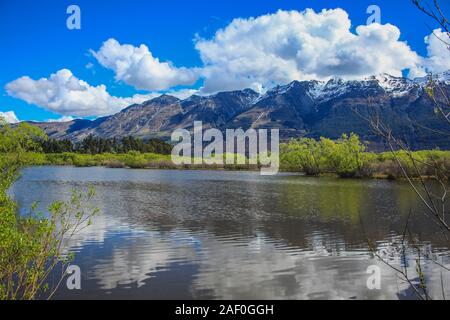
top-left (17, 149), bottom-right (450, 180)
top-left (20, 152), bottom-right (262, 171)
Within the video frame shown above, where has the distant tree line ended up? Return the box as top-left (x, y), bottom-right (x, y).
top-left (40, 135), bottom-right (172, 155)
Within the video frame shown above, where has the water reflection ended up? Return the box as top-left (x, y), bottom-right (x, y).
top-left (10, 166), bottom-right (450, 300)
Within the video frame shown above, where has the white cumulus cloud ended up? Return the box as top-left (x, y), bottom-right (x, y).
top-left (195, 9), bottom-right (422, 93)
top-left (45, 116), bottom-right (76, 123)
top-left (92, 38), bottom-right (200, 91)
top-left (5, 69), bottom-right (157, 117)
top-left (0, 111), bottom-right (19, 123)
top-left (407, 29), bottom-right (450, 78)
top-left (5, 69), bottom-right (200, 118)
top-left (424, 29), bottom-right (450, 72)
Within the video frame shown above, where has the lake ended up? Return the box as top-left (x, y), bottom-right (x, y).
top-left (10, 166), bottom-right (450, 300)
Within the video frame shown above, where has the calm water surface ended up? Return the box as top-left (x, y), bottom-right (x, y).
top-left (10, 166), bottom-right (450, 300)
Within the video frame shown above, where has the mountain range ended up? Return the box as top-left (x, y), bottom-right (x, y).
top-left (28, 72), bottom-right (450, 150)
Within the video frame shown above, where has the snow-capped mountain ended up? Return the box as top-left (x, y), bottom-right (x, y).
top-left (28, 71), bottom-right (450, 150)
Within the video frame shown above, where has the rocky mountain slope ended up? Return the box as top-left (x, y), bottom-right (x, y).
top-left (28, 72), bottom-right (450, 150)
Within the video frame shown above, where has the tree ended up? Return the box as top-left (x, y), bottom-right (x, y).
top-left (0, 118), bottom-right (98, 299)
top-left (330, 134), bottom-right (367, 178)
top-left (281, 138), bottom-right (325, 175)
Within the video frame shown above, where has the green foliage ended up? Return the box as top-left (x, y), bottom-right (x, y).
top-left (280, 134), bottom-right (450, 179)
top-left (280, 138), bottom-right (324, 175)
top-left (281, 134), bottom-right (369, 177)
top-left (0, 120), bottom-right (97, 300)
top-left (330, 134), bottom-right (367, 178)
top-left (376, 149), bottom-right (450, 179)
top-left (0, 122), bottom-right (47, 154)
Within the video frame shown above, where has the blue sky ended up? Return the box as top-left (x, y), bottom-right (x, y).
top-left (1, 0), bottom-right (449, 122)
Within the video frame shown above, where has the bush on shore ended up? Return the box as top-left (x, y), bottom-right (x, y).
top-left (280, 134), bottom-right (450, 179)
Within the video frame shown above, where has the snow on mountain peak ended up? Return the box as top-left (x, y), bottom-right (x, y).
top-left (413, 71), bottom-right (450, 85)
top-left (306, 73), bottom-right (424, 101)
top-left (372, 74), bottom-right (417, 97)
top-left (200, 71), bottom-right (450, 107)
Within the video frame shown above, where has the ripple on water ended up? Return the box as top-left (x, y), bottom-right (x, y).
top-left (9, 166), bottom-right (450, 300)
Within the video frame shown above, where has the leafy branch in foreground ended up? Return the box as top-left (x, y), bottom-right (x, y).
top-left (0, 118), bottom-right (98, 300)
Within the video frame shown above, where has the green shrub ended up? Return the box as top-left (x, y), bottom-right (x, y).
top-left (0, 120), bottom-right (97, 299)
top-left (73, 154), bottom-right (96, 167)
top-left (280, 134), bottom-right (450, 179)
